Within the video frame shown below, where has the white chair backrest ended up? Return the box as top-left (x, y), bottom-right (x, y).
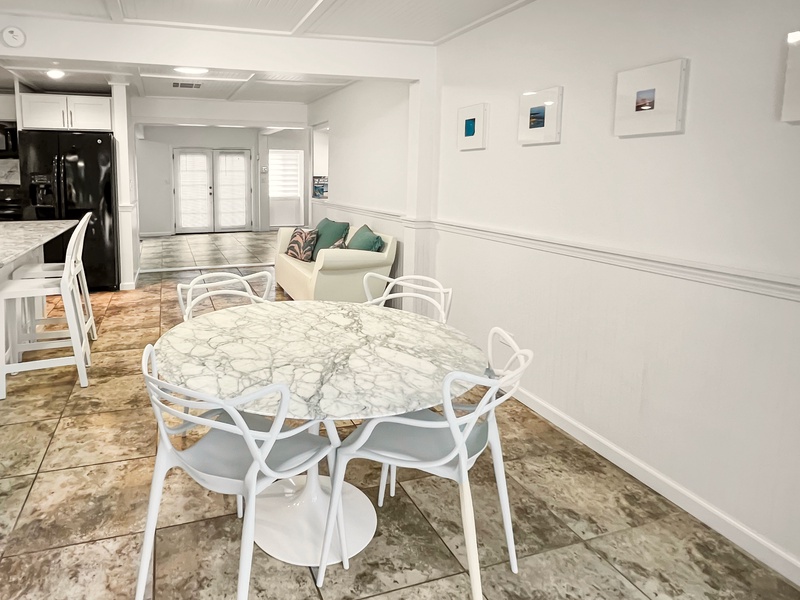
top-left (62, 213), bottom-right (92, 280)
top-left (346, 326), bottom-right (532, 471)
top-left (177, 270), bottom-right (274, 320)
top-left (363, 273), bottom-right (453, 324)
top-left (141, 344), bottom-right (326, 480)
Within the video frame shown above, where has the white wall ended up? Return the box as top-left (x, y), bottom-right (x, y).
top-left (309, 80), bottom-right (410, 216)
top-left (434, 0), bottom-right (800, 583)
top-left (137, 125), bottom-right (260, 234)
top-left (312, 129), bottom-right (329, 177)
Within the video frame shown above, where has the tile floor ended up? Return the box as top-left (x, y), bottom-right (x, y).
top-left (139, 232), bottom-right (279, 272)
top-left (1, 272), bottom-right (799, 599)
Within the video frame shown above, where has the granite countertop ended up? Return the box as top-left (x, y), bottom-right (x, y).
top-left (0, 220), bottom-right (79, 269)
top-left (154, 301), bottom-right (490, 420)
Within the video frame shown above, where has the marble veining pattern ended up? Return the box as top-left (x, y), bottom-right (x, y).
top-left (154, 301), bottom-right (489, 420)
top-left (0, 220), bottom-right (78, 268)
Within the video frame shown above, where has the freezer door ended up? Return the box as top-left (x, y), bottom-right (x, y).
top-left (18, 130), bottom-right (62, 220)
top-left (60, 132), bottom-right (119, 290)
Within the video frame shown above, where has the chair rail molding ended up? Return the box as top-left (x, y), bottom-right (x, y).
top-left (432, 219), bottom-right (800, 302)
top-left (311, 199), bottom-right (404, 222)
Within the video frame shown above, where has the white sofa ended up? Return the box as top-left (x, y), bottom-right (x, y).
top-left (274, 226), bottom-right (397, 302)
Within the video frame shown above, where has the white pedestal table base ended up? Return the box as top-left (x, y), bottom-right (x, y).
top-left (253, 473), bottom-right (377, 567)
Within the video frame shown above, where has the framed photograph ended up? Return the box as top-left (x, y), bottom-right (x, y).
top-left (518, 86), bottom-right (563, 145)
top-left (457, 103), bottom-right (488, 151)
top-left (614, 58), bottom-right (689, 137)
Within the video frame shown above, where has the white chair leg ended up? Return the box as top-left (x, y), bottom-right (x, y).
top-left (378, 463), bottom-right (389, 507)
top-left (389, 464), bottom-right (397, 497)
top-left (135, 453), bottom-right (169, 600)
top-left (459, 476), bottom-right (483, 600)
top-left (489, 430), bottom-right (518, 573)
top-left (236, 485), bottom-right (258, 600)
top-left (316, 456), bottom-right (348, 587)
top-left (236, 495), bottom-right (244, 518)
top-left (337, 492), bottom-right (349, 570)
top-left (63, 287), bottom-right (88, 388)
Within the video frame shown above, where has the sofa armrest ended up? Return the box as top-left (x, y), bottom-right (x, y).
top-left (276, 227), bottom-right (295, 253)
top-left (314, 248), bottom-right (393, 272)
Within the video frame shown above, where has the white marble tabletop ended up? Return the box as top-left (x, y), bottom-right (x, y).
top-left (153, 301), bottom-right (490, 420)
top-left (0, 220), bottom-right (78, 269)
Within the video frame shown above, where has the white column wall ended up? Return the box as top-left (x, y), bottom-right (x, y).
top-left (434, 0), bottom-right (800, 583)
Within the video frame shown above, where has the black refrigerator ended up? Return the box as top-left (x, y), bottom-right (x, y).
top-left (18, 130), bottom-right (120, 290)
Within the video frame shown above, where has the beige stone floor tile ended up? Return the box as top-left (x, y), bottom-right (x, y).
top-left (0, 420), bottom-right (58, 478)
top-left (87, 348), bottom-right (146, 378)
top-left (63, 374), bottom-right (150, 416)
top-left (0, 384), bottom-right (73, 425)
top-left (41, 408), bottom-right (156, 471)
top-left (0, 475), bottom-right (35, 557)
top-left (90, 326), bottom-right (160, 352)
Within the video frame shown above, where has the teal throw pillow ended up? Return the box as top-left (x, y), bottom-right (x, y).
top-left (347, 225), bottom-right (384, 252)
top-left (313, 218), bottom-right (350, 260)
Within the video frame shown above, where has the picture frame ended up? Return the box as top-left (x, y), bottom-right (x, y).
top-left (457, 103), bottom-right (488, 151)
top-left (614, 58), bottom-right (690, 137)
top-left (518, 86), bottom-right (563, 145)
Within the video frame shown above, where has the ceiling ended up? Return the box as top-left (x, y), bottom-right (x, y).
top-left (0, 0), bottom-right (534, 45)
top-left (0, 0), bottom-right (533, 103)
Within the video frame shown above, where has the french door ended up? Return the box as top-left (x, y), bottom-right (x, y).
top-left (174, 149), bottom-right (252, 233)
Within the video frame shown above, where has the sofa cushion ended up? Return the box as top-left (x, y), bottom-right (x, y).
top-left (329, 237), bottom-right (347, 249)
top-left (313, 218), bottom-right (350, 260)
top-left (286, 228), bottom-right (318, 262)
top-left (347, 225), bottom-right (384, 252)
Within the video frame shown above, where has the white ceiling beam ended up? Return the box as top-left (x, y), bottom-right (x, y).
top-left (434, 0), bottom-right (536, 45)
top-left (6, 69), bottom-right (41, 92)
top-left (291, 0), bottom-right (341, 36)
top-left (104, 0), bottom-right (125, 22)
top-left (226, 73), bottom-right (257, 101)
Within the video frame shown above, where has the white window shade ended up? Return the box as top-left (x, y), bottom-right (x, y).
top-left (215, 151), bottom-right (248, 229)
top-left (177, 152), bottom-right (211, 230)
top-left (268, 150), bottom-right (303, 199)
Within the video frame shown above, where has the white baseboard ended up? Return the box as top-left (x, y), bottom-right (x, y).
top-left (119, 282), bottom-right (136, 290)
top-left (516, 388), bottom-right (800, 585)
top-left (139, 231), bottom-right (174, 238)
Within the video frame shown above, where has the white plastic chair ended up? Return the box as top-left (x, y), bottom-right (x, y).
top-left (136, 344), bottom-right (346, 600)
top-left (315, 327), bottom-right (533, 599)
top-left (0, 223), bottom-right (90, 399)
top-left (363, 273), bottom-right (453, 323)
top-left (13, 212), bottom-right (97, 342)
top-left (177, 270), bottom-right (273, 320)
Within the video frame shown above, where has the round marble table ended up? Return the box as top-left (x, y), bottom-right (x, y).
top-left (154, 301), bottom-right (488, 566)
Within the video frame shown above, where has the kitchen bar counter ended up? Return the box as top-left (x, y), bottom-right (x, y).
top-left (0, 221), bottom-right (78, 270)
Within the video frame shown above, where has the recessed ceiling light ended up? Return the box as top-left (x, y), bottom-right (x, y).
top-left (46, 69), bottom-right (65, 79)
top-left (789, 31), bottom-right (800, 44)
top-left (522, 91), bottom-right (537, 96)
top-left (218, 125), bottom-right (246, 128)
top-left (177, 123), bottom-right (208, 127)
top-left (174, 67), bottom-right (209, 75)
top-left (543, 101), bottom-right (554, 106)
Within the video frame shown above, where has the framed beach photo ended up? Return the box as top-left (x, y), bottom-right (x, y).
top-left (457, 103), bottom-right (488, 151)
top-left (614, 58), bottom-right (689, 137)
top-left (518, 86), bottom-right (563, 145)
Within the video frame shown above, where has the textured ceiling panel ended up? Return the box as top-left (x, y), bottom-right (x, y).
top-left (121, 0), bottom-right (318, 32)
top-left (232, 80), bottom-right (350, 103)
top-left (0, 67), bottom-right (16, 92)
top-left (142, 76), bottom-right (244, 99)
top-left (307, 0), bottom-right (529, 42)
top-left (0, 0), bottom-right (111, 19)
top-left (12, 71), bottom-right (112, 94)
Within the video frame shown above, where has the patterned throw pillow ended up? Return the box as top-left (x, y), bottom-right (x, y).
top-left (329, 236), bottom-right (347, 249)
top-left (286, 228), bottom-right (318, 262)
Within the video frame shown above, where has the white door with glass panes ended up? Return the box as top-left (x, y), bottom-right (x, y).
top-left (174, 149), bottom-right (252, 233)
top-left (268, 149), bottom-right (304, 227)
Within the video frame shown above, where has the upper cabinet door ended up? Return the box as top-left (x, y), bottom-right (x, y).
top-left (20, 94), bottom-right (69, 129)
top-left (67, 96), bottom-right (112, 131)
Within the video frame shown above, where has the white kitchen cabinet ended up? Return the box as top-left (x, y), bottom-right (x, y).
top-left (0, 94), bottom-right (15, 120)
top-left (20, 94), bottom-right (112, 131)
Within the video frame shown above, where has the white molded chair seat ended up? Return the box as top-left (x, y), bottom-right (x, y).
top-left (316, 327), bottom-right (533, 599)
top-left (363, 273), bottom-right (453, 323)
top-left (136, 345), bottom-right (345, 600)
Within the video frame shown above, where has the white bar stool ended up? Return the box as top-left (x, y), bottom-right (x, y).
top-left (12, 213), bottom-right (97, 342)
top-left (0, 229), bottom-right (91, 400)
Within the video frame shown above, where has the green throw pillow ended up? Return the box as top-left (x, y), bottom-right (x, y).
top-left (347, 225), bottom-right (384, 252)
top-left (313, 218), bottom-right (350, 260)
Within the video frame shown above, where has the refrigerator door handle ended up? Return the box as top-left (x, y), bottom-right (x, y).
top-left (62, 110), bottom-right (66, 128)
top-left (59, 154), bottom-right (67, 219)
top-left (69, 110), bottom-right (73, 128)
